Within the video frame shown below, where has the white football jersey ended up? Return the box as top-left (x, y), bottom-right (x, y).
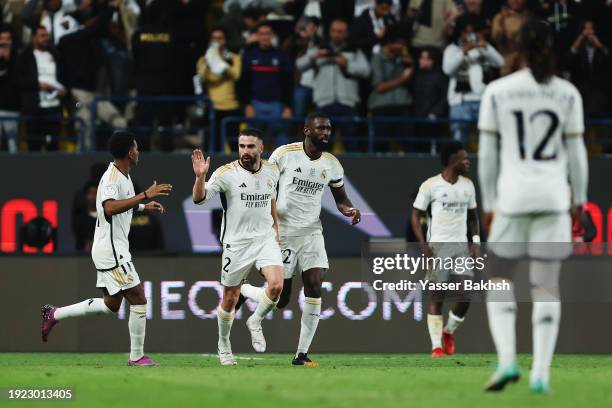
top-left (92, 162), bottom-right (136, 270)
top-left (413, 174), bottom-right (477, 242)
top-left (197, 160), bottom-right (280, 245)
top-left (269, 142), bottom-right (344, 236)
top-left (478, 68), bottom-right (584, 214)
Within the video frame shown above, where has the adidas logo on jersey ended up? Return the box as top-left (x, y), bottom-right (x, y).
top-left (294, 167), bottom-right (302, 173)
top-left (239, 183), bottom-right (247, 188)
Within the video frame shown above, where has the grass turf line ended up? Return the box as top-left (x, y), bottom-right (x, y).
top-left (0, 353), bottom-right (611, 408)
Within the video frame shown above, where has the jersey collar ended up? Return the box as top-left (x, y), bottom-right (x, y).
top-left (237, 160), bottom-right (262, 174)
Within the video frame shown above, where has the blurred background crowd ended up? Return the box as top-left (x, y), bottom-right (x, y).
top-left (0, 0), bottom-right (611, 153)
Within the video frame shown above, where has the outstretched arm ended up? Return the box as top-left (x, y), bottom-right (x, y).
top-left (330, 185), bottom-right (361, 225)
top-left (192, 149), bottom-right (211, 203)
top-left (104, 181), bottom-right (172, 217)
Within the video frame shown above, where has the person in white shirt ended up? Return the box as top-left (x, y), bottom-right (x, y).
top-left (478, 19), bottom-right (588, 393)
top-left (412, 141), bottom-right (480, 359)
top-left (442, 14), bottom-right (503, 145)
top-left (191, 128), bottom-right (284, 366)
top-left (236, 113), bottom-right (361, 366)
top-left (41, 131), bottom-right (173, 366)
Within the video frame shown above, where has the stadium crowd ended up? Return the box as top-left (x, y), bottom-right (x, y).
top-left (0, 0), bottom-right (611, 152)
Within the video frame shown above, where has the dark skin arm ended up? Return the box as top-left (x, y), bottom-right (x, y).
top-left (467, 208), bottom-right (480, 257)
top-left (411, 208), bottom-right (432, 257)
top-left (330, 185), bottom-right (361, 225)
top-left (103, 181), bottom-right (172, 217)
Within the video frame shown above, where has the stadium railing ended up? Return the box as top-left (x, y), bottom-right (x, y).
top-left (0, 114), bottom-right (87, 152)
top-left (87, 97), bottom-right (612, 154)
top-left (90, 95), bottom-right (215, 151)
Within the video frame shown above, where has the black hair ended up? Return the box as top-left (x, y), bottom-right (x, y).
top-left (420, 46), bottom-right (441, 66)
top-left (451, 14), bottom-right (485, 44)
top-left (34, 25), bottom-right (47, 36)
top-left (520, 18), bottom-right (556, 84)
top-left (83, 180), bottom-right (98, 193)
top-left (239, 127), bottom-right (264, 141)
top-left (243, 7), bottom-right (264, 20)
top-left (210, 26), bottom-right (228, 39)
top-left (381, 24), bottom-right (404, 46)
top-left (255, 21), bottom-right (274, 33)
top-left (375, 0), bottom-right (393, 5)
top-left (108, 131), bottom-right (136, 159)
top-left (305, 112), bottom-right (330, 127)
top-left (439, 141), bottom-right (464, 167)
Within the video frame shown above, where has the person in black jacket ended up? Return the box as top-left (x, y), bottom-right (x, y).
top-left (130, 0), bottom-right (179, 151)
top-left (16, 25), bottom-right (66, 151)
top-left (0, 27), bottom-right (20, 153)
top-left (241, 22), bottom-right (293, 147)
top-left (411, 47), bottom-right (448, 152)
top-left (57, 0), bottom-right (127, 151)
top-left (350, 0), bottom-right (398, 57)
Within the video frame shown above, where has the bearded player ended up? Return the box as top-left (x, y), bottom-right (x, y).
top-left (237, 112), bottom-right (361, 366)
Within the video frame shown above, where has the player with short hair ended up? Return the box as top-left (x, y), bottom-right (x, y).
top-left (412, 141), bottom-right (480, 358)
top-left (191, 128), bottom-right (283, 366)
top-left (236, 113), bottom-right (361, 366)
top-left (41, 131), bottom-right (173, 366)
top-left (478, 19), bottom-right (588, 393)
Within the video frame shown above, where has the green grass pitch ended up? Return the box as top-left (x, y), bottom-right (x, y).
top-left (1, 353), bottom-right (611, 408)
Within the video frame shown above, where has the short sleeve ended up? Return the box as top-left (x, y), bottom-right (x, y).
top-left (268, 147), bottom-right (284, 171)
top-left (413, 181), bottom-right (431, 211)
top-left (329, 157), bottom-right (344, 188)
top-left (478, 86), bottom-right (498, 133)
top-left (564, 87), bottom-right (585, 137)
top-left (100, 179), bottom-right (120, 203)
top-left (196, 169), bottom-right (228, 204)
top-left (468, 180), bottom-right (477, 210)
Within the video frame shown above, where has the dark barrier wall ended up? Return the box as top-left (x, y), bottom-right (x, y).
top-left (2, 257), bottom-right (611, 353)
top-left (0, 154), bottom-right (610, 255)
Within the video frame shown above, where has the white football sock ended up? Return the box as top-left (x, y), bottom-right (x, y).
top-left (486, 281), bottom-right (517, 370)
top-left (296, 297), bottom-right (321, 355)
top-left (250, 291), bottom-right (277, 323)
top-left (427, 314), bottom-right (443, 349)
top-left (54, 298), bottom-right (113, 320)
top-left (128, 304), bottom-right (147, 361)
top-left (531, 299), bottom-right (561, 384)
top-left (217, 307), bottom-right (235, 344)
top-left (241, 284), bottom-right (265, 302)
top-left (444, 310), bottom-right (465, 334)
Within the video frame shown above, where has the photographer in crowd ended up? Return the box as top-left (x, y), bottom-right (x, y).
top-left (297, 19), bottom-right (370, 151)
top-left (0, 26), bottom-right (19, 153)
top-left (442, 14), bottom-right (502, 145)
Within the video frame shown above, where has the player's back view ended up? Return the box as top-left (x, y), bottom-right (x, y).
top-left (478, 19), bottom-right (588, 393)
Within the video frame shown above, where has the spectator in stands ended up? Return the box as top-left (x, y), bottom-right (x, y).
top-left (350, 0), bottom-right (398, 57)
top-left (22, 0), bottom-right (79, 46)
top-left (354, 0), bottom-right (404, 20)
top-left (282, 16), bottom-right (321, 119)
top-left (131, 0), bottom-right (178, 151)
top-left (296, 19), bottom-right (370, 151)
top-left (298, 0), bottom-right (356, 35)
top-left (407, 0), bottom-right (457, 53)
top-left (57, 0), bottom-right (127, 151)
top-left (0, 27), bottom-right (19, 153)
top-left (102, 0), bottom-right (141, 111)
top-left (368, 27), bottom-right (413, 151)
top-left (241, 22), bottom-right (293, 146)
top-left (566, 20), bottom-right (612, 119)
top-left (491, 0), bottom-right (530, 75)
top-left (197, 27), bottom-right (241, 152)
top-left (538, 0), bottom-right (580, 72)
top-left (411, 47), bottom-right (448, 150)
top-left (221, 5), bottom-right (267, 51)
top-left (16, 25), bottom-right (66, 151)
top-left (443, 14), bottom-right (503, 145)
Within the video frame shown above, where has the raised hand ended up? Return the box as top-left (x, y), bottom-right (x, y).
top-left (144, 201), bottom-right (165, 214)
top-left (342, 207), bottom-right (361, 225)
top-left (192, 149), bottom-right (210, 178)
top-left (145, 180), bottom-right (173, 199)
